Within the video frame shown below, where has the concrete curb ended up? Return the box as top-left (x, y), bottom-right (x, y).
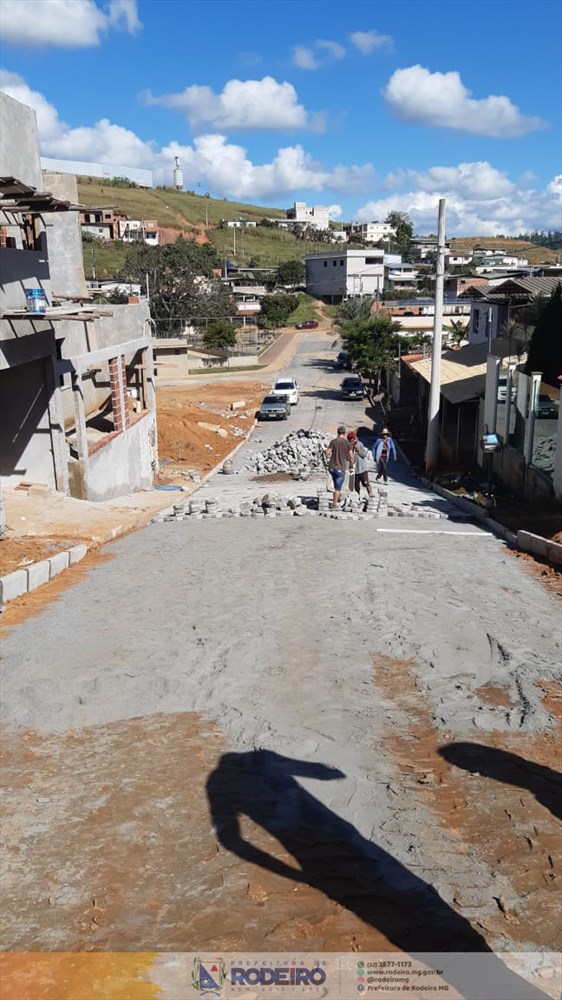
top-left (517, 529), bottom-right (562, 566)
top-left (421, 479), bottom-right (518, 547)
top-left (0, 544), bottom-right (88, 606)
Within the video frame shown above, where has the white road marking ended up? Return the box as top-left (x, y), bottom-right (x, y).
top-left (374, 528), bottom-right (493, 536)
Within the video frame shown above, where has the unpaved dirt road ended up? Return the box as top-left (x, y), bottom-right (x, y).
top-left (1, 333), bottom-right (561, 998)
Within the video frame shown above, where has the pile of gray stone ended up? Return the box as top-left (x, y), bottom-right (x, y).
top-left (244, 430), bottom-right (330, 478)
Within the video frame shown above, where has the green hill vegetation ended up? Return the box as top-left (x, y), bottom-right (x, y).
top-left (78, 178), bottom-right (559, 279)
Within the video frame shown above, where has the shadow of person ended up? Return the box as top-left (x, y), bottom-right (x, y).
top-left (206, 749), bottom-right (550, 999)
top-left (439, 742), bottom-right (562, 821)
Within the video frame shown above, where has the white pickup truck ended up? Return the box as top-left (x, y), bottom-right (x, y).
top-left (270, 377), bottom-right (299, 406)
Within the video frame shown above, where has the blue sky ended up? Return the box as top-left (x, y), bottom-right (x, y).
top-left (1, 0), bottom-right (561, 235)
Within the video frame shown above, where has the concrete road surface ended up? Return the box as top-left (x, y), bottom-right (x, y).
top-left (1, 332), bottom-right (561, 997)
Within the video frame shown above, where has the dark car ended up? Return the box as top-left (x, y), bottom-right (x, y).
top-left (258, 394), bottom-right (291, 420)
top-left (295, 320), bottom-right (319, 329)
top-left (336, 351), bottom-right (350, 369)
top-left (341, 376), bottom-right (365, 400)
top-left (537, 394), bottom-right (558, 419)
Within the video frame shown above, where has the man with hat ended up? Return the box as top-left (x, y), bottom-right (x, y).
top-left (373, 428), bottom-right (397, 484)
top-left (347, 431), bottom-right (373, 497)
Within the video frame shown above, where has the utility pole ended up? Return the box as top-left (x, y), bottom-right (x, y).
top-left (425, 198), bottom-right (446, 474)
top-left (233, 225), bottom-right (236, 256)
top-left (91, 248), bottom-right (96, 281)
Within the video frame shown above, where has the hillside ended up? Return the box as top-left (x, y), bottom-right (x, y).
top-left (78, 180), bottom-right (558, 278)
top-left (449, 237), bottom-right (558, 265)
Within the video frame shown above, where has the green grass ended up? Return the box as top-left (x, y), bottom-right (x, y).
top-left (187, 364), bottom-right (266, 374)
top-left (77, 180), bottom-right (286, 229)
top-left (78, 181), bottom-right (337, 270)
top-left (83, 239), bottom-right (128, 279)
top-left (286, 293), bottom-right (322, 326)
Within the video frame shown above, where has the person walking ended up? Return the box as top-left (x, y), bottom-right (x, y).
top-left (346, 431), bottom-right (373, 497)
top-left (374, 428), bottom-right (397, 484)
top-left (324, 425), bottom-right (354, 509)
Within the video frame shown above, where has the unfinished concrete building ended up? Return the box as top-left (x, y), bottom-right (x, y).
top-left (0, 92), bottom-right (158, 502)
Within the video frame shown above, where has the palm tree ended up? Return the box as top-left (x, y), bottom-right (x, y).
top-left (443, 319), bottom-right (467, 345)
top-left (335, 297), bottom-right (373, 325)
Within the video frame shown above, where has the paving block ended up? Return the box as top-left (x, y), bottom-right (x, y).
top-left (26, 559), bottom-right (51, 591)
top-left (69, 544), bottom-right (88, 565)
top-left (0, 569), bottom-right (28, 603)
top-left (48, 551), bottom-right (70, 579)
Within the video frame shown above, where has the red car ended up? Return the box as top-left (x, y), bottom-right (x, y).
top-left (295, 319), bottom-right (319, 329)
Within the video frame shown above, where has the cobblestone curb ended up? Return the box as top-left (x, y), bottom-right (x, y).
top-left (0, 544), bottom-right (88, 606)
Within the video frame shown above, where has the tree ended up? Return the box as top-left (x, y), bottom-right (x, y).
top-left (276, 259), bottom-right (305, 287)
top-left (336, 297), bottom-right (373, 325)
top-left (203, 320), bottom-right (237, 353)
top-left (525, 283), bottom-right (562, 385)
top-left (258, 293), bottom-right (298, 329)
top-left (339, 314), bottom-right (402, 381)
top-left (385, 211), bottom-right (413, 257)
top-left (120, 237), bottom-right (222, 335)
top-left (443, 320), bottom-right (468, 345)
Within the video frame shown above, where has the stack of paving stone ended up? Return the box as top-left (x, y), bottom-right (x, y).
top-left (151, 488), bottom-right (449, 524)
top-left (245, 430), bottom-right (330, 476)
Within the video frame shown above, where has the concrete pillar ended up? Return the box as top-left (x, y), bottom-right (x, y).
top-left (45, 353), bottom-right (69, 494)
top-left (503, 362), bottom-right (517, 443)
top-left (71, 370), bottom-right (88, 461)
top-left (525, 372), bottom-right (542, 465)
top-left (108, 355), bottom-right (126, 434)
top-left (553, 387), bottom-right (562, 499)
top-left (484, 355), bottom-right (500, 434)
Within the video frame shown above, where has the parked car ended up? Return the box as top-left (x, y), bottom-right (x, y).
top-left (258, 394), bottom-right (291, 420)
top-left (295, 320), bottom-right (319, 329)
top-left (497, 376), bottom-right (516, 403)
top-left (537, 394), bottom-right (559, 419)
top-left (341, 376), bottom-right (365, 400)
top-left (271, 377), bottom-right (299, 405)
top-left (336, 351), bottom-right (350, 369)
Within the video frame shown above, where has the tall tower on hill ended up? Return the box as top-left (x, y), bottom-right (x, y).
top-left (173, 156), bottom-right (183, 191)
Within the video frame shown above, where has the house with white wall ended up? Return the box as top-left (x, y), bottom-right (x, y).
top-left (286, 201), bottom-right (330, 231)
top-left (305, 248), bottom-right (384, 302)
top-left (346, 221), bottom-right (395, 243)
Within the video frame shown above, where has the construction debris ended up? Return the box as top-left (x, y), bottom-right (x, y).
top-left (244, 429), bottom-right (331, 477)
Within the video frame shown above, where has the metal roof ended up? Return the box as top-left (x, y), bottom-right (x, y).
top-left (405, 338), bottom-right (523, 405)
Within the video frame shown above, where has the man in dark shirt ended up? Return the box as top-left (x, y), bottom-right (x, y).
top-left (324, 425), bottom-right (354, 509)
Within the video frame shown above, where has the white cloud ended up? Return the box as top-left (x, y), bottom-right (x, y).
top-left (292, 38), bottom-right (346, 70)
top-left (292, 45), bottom-right (320, 70)
top-left (327, 204), bottom-right (343, 220)
top-left (145, 76), bottom-right (315, 132)
top-left (1, 68), bottom-right (154, 165)
top-left (0, 0), bottom-right (141, 48)
top-left (350, 30), bottom-right (393, 54)
top-left (356, 166), bottom-right (562, 235)
top-left (407, 162), bottom-right (514, 199)
top-left (0, 70), bottom-right (372, 201)
top-left (158, 136), bottom-right (373, 200)
top-left (316, 39), bottom-right (346, 60)
top-left (383, 65), bottom-right (546, 138)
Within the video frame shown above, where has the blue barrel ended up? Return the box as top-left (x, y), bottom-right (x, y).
top-left (25, 288), bottom-right (47, 314)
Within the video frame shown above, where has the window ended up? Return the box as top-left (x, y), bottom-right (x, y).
top-left (472, 309), bottom-right (479, 333)
top-left (340, 260), bottom-right (344, 266)
top-left (333, 260), bottom-right (337, 266)
top-left (323, 261), bottom-right (328, 267)
top-left (365, 256), bottom-right (380, 264)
